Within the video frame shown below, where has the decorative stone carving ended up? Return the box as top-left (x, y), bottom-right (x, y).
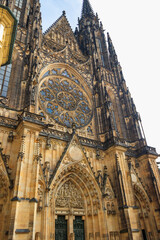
top-left (63, 155), bottom-right (73, 165)
top-left (131, 173), bottom-right (137, 183)
top-left (56, 180), bottom-right (84, 209)
top-left (38, 65), bottom-right (92, 128)
top-left (69, 233), bottom-right (74, 240)
top-left (104, 187), bottom-right (114, 200)
top-left (106, 202), bottom-right (116, 215)
top-left (110, 232), bottom-right (119, 240)
top-left (89, 233), bottom-right (94, 240)
top-left (69, 146), bottom-right (83, 161)
top-left (37, 181), bottom-right (45, 212)
top-left (0, 172), bottom-right (9, 203)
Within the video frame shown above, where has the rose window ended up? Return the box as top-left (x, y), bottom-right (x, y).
top-left (39, 68), bottom-right (92, 128)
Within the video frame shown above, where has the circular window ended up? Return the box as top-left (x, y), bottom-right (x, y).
top-left (39, 68), bottom-right (92, 128)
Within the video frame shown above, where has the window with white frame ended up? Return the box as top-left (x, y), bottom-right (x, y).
top-left (14, 0), bottom-right (23, 23)
top-left (13, 8), bottom-right (21, 22)
top-left (15, 0), bottom-right (23, 8)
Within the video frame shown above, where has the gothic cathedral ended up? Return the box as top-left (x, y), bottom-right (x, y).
top-left (0, 0), bottom-right (160, 239)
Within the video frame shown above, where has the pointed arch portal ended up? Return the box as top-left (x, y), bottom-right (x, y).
top-left (50, 163), bottom-right (102, 240)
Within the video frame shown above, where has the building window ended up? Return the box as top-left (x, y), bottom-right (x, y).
top-left (0, 64), bottom-right (12, 97)
top-left (13, 8), bottom-right (21, 22)
top-left (98, 39), bottom-right (105, 67)
top-left (98, 39), bottom-right (103, 52)
top-left (0, 24), bottom-right (4, 42)
top-left (15, 0), bottom-right (23, 9)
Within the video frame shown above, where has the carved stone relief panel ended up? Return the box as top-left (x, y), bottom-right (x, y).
top-left (104, 186), bottom-right (114, 200)
top-left (55, 180), bottom-right (84, 209)
top-left (110, 232), bottom-right (120, 240)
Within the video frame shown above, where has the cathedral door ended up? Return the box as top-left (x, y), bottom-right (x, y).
top-left (55, 215), bottom-right (67, 240)
top-left (73, 216), bottom-right (85, 240)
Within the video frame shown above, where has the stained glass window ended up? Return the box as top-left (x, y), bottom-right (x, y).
top-left (0, 64), bottom-right (12, 97)
top-left (39, 67), bottom-right (92, 128)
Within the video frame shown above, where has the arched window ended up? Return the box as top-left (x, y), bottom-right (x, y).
top-left (0, 64), bottom-right (12, 97)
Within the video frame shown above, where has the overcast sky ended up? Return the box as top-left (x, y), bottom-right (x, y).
top-left (40, 0), bottom-right (160, 159)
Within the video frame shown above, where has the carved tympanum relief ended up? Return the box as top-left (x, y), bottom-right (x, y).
top-left (55, 180), bottom-right (84, 209)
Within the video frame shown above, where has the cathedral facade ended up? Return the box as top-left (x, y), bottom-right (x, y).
top-left (0, 0), bottom-right (160, 239)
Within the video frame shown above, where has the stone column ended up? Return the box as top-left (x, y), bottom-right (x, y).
top-left (68, 214), bottom-right (74, 240)
top-left (115, 146), bottom-right (143, 240)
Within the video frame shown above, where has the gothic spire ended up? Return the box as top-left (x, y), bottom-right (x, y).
top-left (107, 32), bottom-right (118, 65)
top-left (81, 0), bottom-right (94, 18)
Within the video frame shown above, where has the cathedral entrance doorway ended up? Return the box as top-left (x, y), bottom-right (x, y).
top-left (73, 216), bottom-right (85, 240)
top-left (55, 215), bottom-right (85, 240)
top-left (52, 164), bottom-right (102, 240)
top-left (55, 215), bottom-right (67, 240)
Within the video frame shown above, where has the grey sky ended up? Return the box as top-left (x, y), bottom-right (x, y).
top-left (40, 0), bottom-right (160, 158)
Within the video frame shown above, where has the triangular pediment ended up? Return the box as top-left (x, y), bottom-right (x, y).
top-left (48, 133), bottom-right (102, 213)
top-left (44, 13), bottom-right (74, 39)
top-left (44, 13), bottom-right (77, 48)
top-left (43, 13), bottom-right (87, 62)
top-left (103, 176), bottom-right (115, 200)
top-left (49, 133), bottom-right (97, 187)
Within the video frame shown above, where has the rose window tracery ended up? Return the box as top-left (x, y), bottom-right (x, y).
top-left (39, 67), bottom-right (92, 128)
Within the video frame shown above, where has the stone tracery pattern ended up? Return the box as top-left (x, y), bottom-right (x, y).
top-left (0, 170), bottom-right (9, 204)
top-left (39, 68), bottom-right (92, 128)
top-left (55, 180), bottom-right (84, 209)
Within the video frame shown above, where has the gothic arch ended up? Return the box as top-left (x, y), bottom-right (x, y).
top-left (54, 177), bottom-right (86, 211)
top-left (49, 163), bottom-right (104, 239)
top-left (133, 184), bottom-right (155, 239)
top-left (50, 163), bottom-right (102, 214)
top-left (133, 183), bottom-right (150, 213)
top-left (36, 63), bottom-right (93, 128)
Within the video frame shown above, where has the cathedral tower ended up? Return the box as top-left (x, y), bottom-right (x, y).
top-left (0, 0), bottom-right (160, 239)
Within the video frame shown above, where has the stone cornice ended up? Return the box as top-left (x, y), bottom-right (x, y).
top-left (0, 111), bottom-right (158, 157)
